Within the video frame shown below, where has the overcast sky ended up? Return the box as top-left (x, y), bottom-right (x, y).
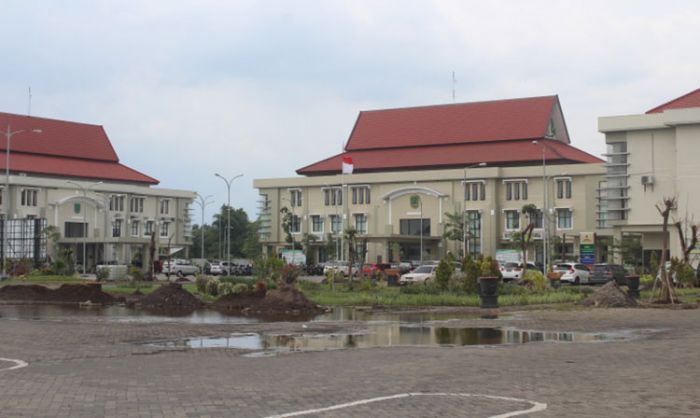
top-left (1, 0), bottom-right (698, 222)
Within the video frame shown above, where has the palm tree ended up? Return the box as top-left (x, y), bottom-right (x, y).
top-left (519, 204), bottom-right (539, 264)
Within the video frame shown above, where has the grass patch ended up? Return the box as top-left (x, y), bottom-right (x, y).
top-left (640, 287), bottom-right (700, 304)
top-left (301, 283), bottom-right (587, 307)
top-left (0, 275), bottom-right (86, 286)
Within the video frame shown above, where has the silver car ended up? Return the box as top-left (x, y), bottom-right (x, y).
top-left (399, 265), bottom-right (438, 285)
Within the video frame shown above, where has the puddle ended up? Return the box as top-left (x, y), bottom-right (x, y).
top-left (148, 325), bottom-right (622, 355)
top-left (312, 307), bottom-right (510, 322)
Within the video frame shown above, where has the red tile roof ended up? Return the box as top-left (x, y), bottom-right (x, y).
top-left (0, 112), bottom-right (158, 184)
top-left (345, 95), bottom-right (562, 151)
top-left (646, 88), bottom-right (700, 114)
top-left (297, 139), bottom-right (603, 175)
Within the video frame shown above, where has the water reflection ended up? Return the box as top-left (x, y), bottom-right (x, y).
top-left (151, 325), bottom-right (614, 354)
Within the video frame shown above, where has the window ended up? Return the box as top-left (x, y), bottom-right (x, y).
top-left (112, 219), bottom-right (123, 238)
top-left (533, 209), bottom-right (544, 229)
top-left (109, 195), bottom-right (124, 211)
top-left (144, 221), bottom-right (154, 236)
top-left (64, 222), bottom-right (87, 238)
top-left (351, 186), bottom-right (371, 204)
top-left (130, 197), bottom-right (145, 213)
top-left (323, 188), bottom-right (342, 206)
top-left (330, 214), bottom-right (342, 234)
top-left (354, 214), bottom-right (367, 234)
top-left (505, 181), bottom-right (527, 201)
top-left (399, 219), bottom-right (430, 236)
top-left (505, 210), bottom-right (520, 230)
top-left (289, 189), bottom-right (303, 207)
top-left (131, 220), bottom-right (140, 237)
top-left (557, 208), bottom-right (572, 229)
top-left (21, 189), bottom-right (38, 207)
top-left (556, 179), bottom-right (572, 199)
top-left (464, 182), bottom-right (485, 201)
top-left (0, 187), bottom-right (3, 206)
top-left (311, 215), bottom-right (323, 233)
top-left (289, 215), bottom-right (301, 234)
top-left (160, 221), bottom-right (170, 237)
top-left (159, 199), bottom-right (170, 215)
top-left (466, 210), bottom-right (481, 257)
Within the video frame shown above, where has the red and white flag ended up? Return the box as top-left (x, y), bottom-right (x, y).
top-left (342, 156), bottom-right (354, 174)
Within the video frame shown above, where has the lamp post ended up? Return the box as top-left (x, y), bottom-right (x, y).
top-left (2, 125), bottom-right (42, 277)
top-left (214, 173), bottom-right (243, 276)
top-left (194, 194), bottom-right (214, 260)
top-left (532, 140), bottom-right (548, 271)
top-left (419, 197), bottom-right (423, 265)
top-left (66, 181), bottom-right (103, 276)
top-left (462, 162), bottom-right (487, 258)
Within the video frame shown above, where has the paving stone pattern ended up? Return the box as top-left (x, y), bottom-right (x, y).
top-left (0, 308), bottom-right (698, 417)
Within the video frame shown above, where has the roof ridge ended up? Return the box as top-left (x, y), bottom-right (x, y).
top-left (0, 111), bottom-right (104, 128)
top-left (358, 95), bottom-right (558, 114)
top-left (645, 87), bottom-right (700, 114)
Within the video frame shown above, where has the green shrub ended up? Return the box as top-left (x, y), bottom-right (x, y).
top-left (96, 267), bottom-right (110, 281)
top-left (253, 255), bottom-right (284, 281)
top-left (640, 274), bottom-right (654, 287)
top-left (219, 277), bottom-right (257, 287)
top-left (206, 278), bottom-right (220, 296)
top-left (522, 269), bottom-right (546, 291)
top-left (434, 258), bottom-right (453, 290)
top-left (674, 262), bottom-right (696, 288)
top-left (195, 276), bottom-right (209, 293)
top-left (277, 264), bottom-right (302, 285)
top-left (359, 277), bottom-right (374, 291)
top-left (232, 283), bottom-right (249, 294)
top-left (498, 282), bottom-right (531, 295)
top-left (217, 282), bottom-right (233, 296)
top-left (461, 255), bottom-right (480, 294)
top-left (129, 266), bottom-right (144, 281)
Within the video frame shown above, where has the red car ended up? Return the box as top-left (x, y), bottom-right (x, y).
top-left (362, 263), bottom-right (391, 276)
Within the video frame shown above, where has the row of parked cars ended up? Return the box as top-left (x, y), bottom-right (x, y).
top-left (500, 261), bottom-right (628, 285)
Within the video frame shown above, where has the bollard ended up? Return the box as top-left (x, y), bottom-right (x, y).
top-left (625, 275), bottom-right (640, 299)
top-left (479, 276), bottom-right (499, 309)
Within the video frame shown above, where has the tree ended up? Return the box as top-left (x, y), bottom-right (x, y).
top-left (515, 204), bottom-right (538, 264)
top-left (442, 211), bottom-right (465, 245)
top-left (279, 207), bottom-right (301, 250)
top-left (674, 220), bottom-right (698, 264)
top-left (302, 233), bottom-right (318, 265)
top-left (344, 227), bottom-right (358, 274)
top-left (655, 197), bottom-right (676, 304)
top-left (243, 221), bottom-right (262, 259)
top-left (324, 233), bottom-right (338, 261)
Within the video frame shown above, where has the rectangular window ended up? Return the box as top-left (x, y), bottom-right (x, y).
top-left (130, 197), bottom-right (144, 213)
top-left (354, 214), bottom-right (367, 234)
top-left (505, 181), bottom-right (527, 201)
top-left (556, 179), bottom-right (572, 199)
top-left (289, 189), bottom-right (302, 207)
top-left (522, 182), bottom-right (528, 199)
top-left (64, 222), bottom-right (87, 238)
top-left (130, 220), bottom-right (140, 237)
top-left (557, 208), bottom-right (573, 229)
top-left (160, 221), bottom-right (170, 237)
top-left (465, 182), bottom-right (486, 201)
top-left (505, 210), bottom-right (520, 230)
top-left (21, 189), bottom-right (38, 207)
top-left (513, 183), bottom-right (520, 200)
top-left (506, 183), bottom-right (512, 200)
top-left (351, 186), bottom-right (370, 204)
top-left (144, 221), bottom-right (154, 236)
top-left (466, 210), bottom-right (481, 257)
top-left (330, 214), bottom-right (342, 234)
top-left (289, 215), bottom-right (301, 234)
top-left (112, 219), bottom-right (123, 238)
top-left (159, 199), bottom-right (170, 215)
top-left (109, 195), bottom-right (124, 211)
top-left (323, 188), bottom-right (342, 206)
top-left (311, 215), bottom-right (323, 233)
top-left (533, 209), bottom-right (544, 229)
top-left (399, 219), bottom-right (430, 236)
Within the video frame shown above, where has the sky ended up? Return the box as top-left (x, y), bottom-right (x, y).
top-left (1, 0), bottom-right (699, 223)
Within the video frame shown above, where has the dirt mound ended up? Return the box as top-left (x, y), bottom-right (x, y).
top-left (141, 283), bottom-right (202, 310)
top-left (582, 281), bottom-right (637, 308)
top-left (214, 286), bottom-right (323, 316)
top-left (0, 283), bottom-right (115, 304)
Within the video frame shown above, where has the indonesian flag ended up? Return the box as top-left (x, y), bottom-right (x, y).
top-left (342, 156), bottom-right (354, 174)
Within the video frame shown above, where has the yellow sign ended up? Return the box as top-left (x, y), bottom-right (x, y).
top-left (580, 232), bottom-right (595, 245)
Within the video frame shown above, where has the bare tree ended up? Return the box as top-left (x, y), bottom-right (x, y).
top-left (655, 197), bottom-right (676, 304)
top-left (674, 220), bottom-right (698, 264)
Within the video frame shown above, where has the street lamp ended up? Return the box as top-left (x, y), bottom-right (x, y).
top-left (66, 180), bottom-right (103, 276)
top-left (194, 194), bottom-right (214, 260)
top-left (419, 197), bottom-right (423, 265)
top-left (214, 173), bottom-right (243, 276)
top-left (2, 125), bottom-right (42, 277)
top-left (532, 140), bottom-right (548, 271)
top-left (463, 162), bottom-right (487, 258)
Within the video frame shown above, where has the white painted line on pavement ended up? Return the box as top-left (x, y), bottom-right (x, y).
top-left (264, 392), bottom-right (547, 418)
top-left (0, 357), bottom-right (28, 371)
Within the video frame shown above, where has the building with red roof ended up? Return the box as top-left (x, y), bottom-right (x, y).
top-left (599, 87), bottom-right (700, 265)
top-left (0, 112), bottom-right (194, 274)
top-left (256, 95), bottom-right (605, 266)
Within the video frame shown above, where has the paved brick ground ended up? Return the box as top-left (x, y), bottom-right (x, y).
top-left (0, 307), bottom-right (698, 417)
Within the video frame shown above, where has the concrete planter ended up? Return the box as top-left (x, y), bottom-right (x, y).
top-left (479, 276), bottom-right (499, 308)
top-left (626, 275), bottom-right (640, 299)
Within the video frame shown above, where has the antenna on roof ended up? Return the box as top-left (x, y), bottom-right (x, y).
top-left (27, 86), bottom-right (32, 116)
top-left (452, 71), bottom-right (457, 103)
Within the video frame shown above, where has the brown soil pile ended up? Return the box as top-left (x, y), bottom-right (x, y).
top-left (215, 286), bottom-right (323, 316)
top-left (582, 281), bottom-right (637, 308)
top-left (0, 283), bottom-right (115, 304)
top-left (141, 283), bottom-right (202, 310)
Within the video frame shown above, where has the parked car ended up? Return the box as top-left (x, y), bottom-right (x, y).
top-left (591, 263), bottom-right (627, 285)
top-left (553, 262), bottom-right (591, 284)
top-left (500, 262), bottom-right (538, 282)
top-left (162, 259), bottom-right (199, 277)
top-left (399, 264), bottom-right (438, 285)
top-left (323, 261), bottom-right (359, 277)
top-left (210, 262), bottom-right (224, 276)
top-left (398, 261), bottom-right (414, 274)
top-left (361, 263), bottom-right (392, 276)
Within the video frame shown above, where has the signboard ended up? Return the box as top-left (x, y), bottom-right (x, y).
top-left (496, 249), bottom-right (521, 265)
top-left (280, 249), bottom-right (306, 265)
top-left (579, 243), bottom-right (596, 265)
top-left (410, 195), bottom-right (421, 209)
top-left (580, 232), bottom-right (595, 245)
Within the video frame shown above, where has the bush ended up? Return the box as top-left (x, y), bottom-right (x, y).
top-left (400, 282), bottom-right (443, 295)
top-left (674, 262), bottom-right (696, 288)
top-left (434, 258), bottom-right (454, 290)
top-left (206, 278), bottom-right (220, 296)
top-left (498, 282), bottom-right (531, 296)
top-left (359, 277), bottom-right (374, 291)
top-left (96, 267), bottom-right (110, 281)
top-left (195, 276), bottom-right (209, 293)
top-left (219, 277), bottom-right (256, 287)
top-left (253, 255), bottom-right (284, 281)
top-left (129, 266), bottom-right (144, 281)
top-left (232, 283), bottom-right (249, 294)
top-left (461, 255), bottom-right (480, 294)
top-left (522, 269), bottom-right (546, 291)
top-left (218, 282), bottom-right (235, 296)
top-left (278, 264), bottom-right (302, 285)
